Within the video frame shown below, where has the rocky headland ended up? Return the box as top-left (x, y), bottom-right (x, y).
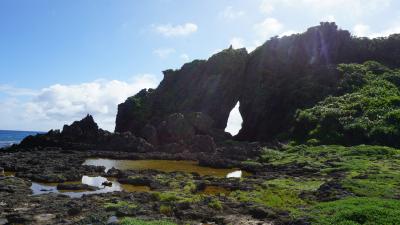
top-left (2, 22), bottom-right (400, 225)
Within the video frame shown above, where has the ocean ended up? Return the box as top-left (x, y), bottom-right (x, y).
top-left (0, 130), bottom-right (44, 149)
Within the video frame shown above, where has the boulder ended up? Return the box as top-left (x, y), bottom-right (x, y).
top-left (157, 143), bottom-right (186, 154)
top-left (190, 135), bottom-right (216, 153)
top-left (157, 113), bottom-right (195, 144)
top-left (185, 112), bottom-right (214, 134)
top-left (141, 124), bottom-right (158, 146)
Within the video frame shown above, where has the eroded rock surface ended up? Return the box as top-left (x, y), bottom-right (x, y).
top-left (115, 22), bottom-right (400, 142)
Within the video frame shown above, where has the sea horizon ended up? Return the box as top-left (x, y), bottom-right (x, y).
top-left (0, 130), bottom-right (44, 148)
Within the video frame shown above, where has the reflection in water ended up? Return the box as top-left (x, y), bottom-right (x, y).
top-left (82, 176), bottom-right (108, 187)
top-left (31, 176), bottom-right (150, 198)
top-left (3, 171), bottom-right (16, 177)
top-left (227, 170), bottom-right (242, 178)
top-left (31, 182), bottom-right (58, 195)
top-left (83, 159), bottom-right (247, 178)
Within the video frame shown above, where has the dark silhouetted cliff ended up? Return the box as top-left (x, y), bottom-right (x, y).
top-left (116, 22), bottom-right (400, 142)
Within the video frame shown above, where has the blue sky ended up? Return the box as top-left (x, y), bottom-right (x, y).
top-left (1, 0), bottom-right (399, 132)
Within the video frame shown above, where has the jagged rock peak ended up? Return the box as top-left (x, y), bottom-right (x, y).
top-left (62, 114), bottom-right (99, 136)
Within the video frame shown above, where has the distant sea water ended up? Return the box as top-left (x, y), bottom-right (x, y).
top-left (0, 130), bottom-right (44, 149)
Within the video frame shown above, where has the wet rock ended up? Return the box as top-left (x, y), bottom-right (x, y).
top-left (106, 167), bottom-right (122, 177)
top-left (66, 201), bottom-right (83, 216)
top-left (118, 176), bottom-right (152, 186)
top-left (33, 213), bottom-right (56, 224)
top-left (6, 214), bottom-right (33, 224)
top-left (316, 180), bottom-right (353, 201)
top-left (57, 183), bottom-right (99, 191)
top-left (0, 218), bottom-right (7, 225)
top-left (0, 176), bottom-right (31, 195)
top-left (248, 206), bottom-right (277, 220)
top-left (102, 181), bottom-right (113, 187)
top-left (157, 143), bottom-right (187, 154)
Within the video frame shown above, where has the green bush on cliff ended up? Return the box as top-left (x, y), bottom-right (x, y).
top-left (294, 61), bottom-right (400, 147)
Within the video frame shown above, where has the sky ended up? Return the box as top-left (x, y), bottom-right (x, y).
top-left (0, 0), bottom-right (399, 133)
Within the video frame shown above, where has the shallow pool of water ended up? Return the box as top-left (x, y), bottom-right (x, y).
top-left (83, 159), bottom-right (247, 178)
top-left (3, 171), bottom-right (16, 177)
top-left (31, 176), bottom-right (150, 198)
top-left (202, 186), bottom-right (231, 195)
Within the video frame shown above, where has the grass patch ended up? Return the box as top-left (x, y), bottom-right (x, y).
top-left (152, 191), bottom-right (204, 204)
top-left (104, 201), bottom-right (137, 211)
top-left (308, 197), bottom-right (400, 225)
top-left (231, 188), bottom-right (306, 212)
top-left (159, 205), bottom-right (173, 216)
top-left (208, 198), bottom-right (223, 210)
top-left (258, 145), bottom-right (400, 199)
top-left (265, 178), bottom-right (324, 192)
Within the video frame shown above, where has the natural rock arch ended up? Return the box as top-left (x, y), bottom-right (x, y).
top-left (225, 101), bottom-right (243, 136)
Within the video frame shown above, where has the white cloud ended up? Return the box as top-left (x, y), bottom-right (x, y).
top-left (259, 0), bottom-right (391, 18)
top-left (254, 17), bottom-right (283, 39)
top-left (300, 0), bottom-right (391, 14)
top-left (210, 49), bottom-right (223, 56)
top-left (279, 30), bottom-right (298, 37)
top-left (321, 15), bottom-right (336, 22)
top-left (0, 85), bottom-right (37, 96)
top-left (229, 37), bottom-right (245, 49)
top-left (180, 53), bottom-right (190, 61)
top-left (153, 48), bottom-right (176, 59)
top-left (225, 102), bottom-right (242, 135)
top-left (353, 23), bottom-right (400, 38)
top-left (260, 0), bottom-right (274, 13)
top-left (0, 74), bottom-right (160, 131)
top-left (376, 25), bottom-right (400, 37)
top-left (220, 6), bottom-right (245, 20)
top-left (154, 23), bottom-right (198, 37)
top-left (353, 24), bottom-right (372, 37)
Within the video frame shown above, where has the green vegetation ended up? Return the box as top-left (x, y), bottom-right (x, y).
top-left (152, 191), bottom-right (204, 204)
top-left (207, 198), bottom-right (223, 210)
top-left (241, 144), bottom-right (400, 224)
top-left (231, 188), bottom-right (307, 212)
top-left (258, 145), bottom-right (400, 199)
top-left (308, 197), bottom-right (400, 225)
top-left (159, 205), bottom-right (173, 216)
top-left (120, 218), bottom-right (177, 225)
top-left (265, 178), bottom-right (324, 192)
top-left (295, 61), bottom-right (400, 147)
top-left (104, 201), bottom-right (137, 211)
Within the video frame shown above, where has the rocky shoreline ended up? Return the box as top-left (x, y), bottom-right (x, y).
top-left (0, 115), bottom-right (340, 225)
top-left (0, 140), bottom-right (343, 225)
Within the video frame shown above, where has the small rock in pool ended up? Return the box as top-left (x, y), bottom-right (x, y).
top-left (102, 181), bottom-right (112, 187)
top-left (40, 189), bottom-right (52, 192)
